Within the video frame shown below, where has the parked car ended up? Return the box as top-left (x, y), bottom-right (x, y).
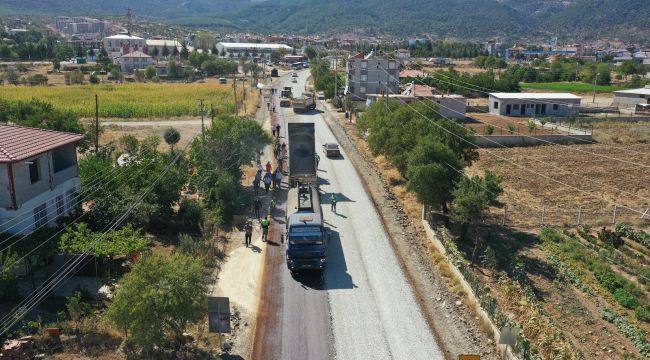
top-left (291, 72), bottom-right (298, 77)
top-left (292, 78), bottom-right (297, 83)
top-left (218, 77), bottom-right (227, 84)
top-left (322, 143), bottom-right (341, 158)
top-left (316, 91), bottom-right (325, 100)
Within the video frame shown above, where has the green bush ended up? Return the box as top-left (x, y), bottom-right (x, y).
top-left (597, 227), bottom-right (624, 248)
top-left (635, 305), bottom-right (650, 322)
top-left (613, 288), bottom-right (639, 309)
top-left (178, 198), bottom-right (204, 229)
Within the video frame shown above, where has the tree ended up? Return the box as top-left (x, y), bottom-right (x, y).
top-left (172, 46), bottom-right (179, 58)
top-left (150, 47), bottom-right (160, 58)
top-left (167, 61), bottom-right (180, 78)
top-left (484, 124), bottom-right (495, 135)
top-left (60, 223), bottom-right (149, 276)
top-left (452, 172), bottom-right (502, 263)
top-left (161, 45), bottom-right (170, 58)
top-left (163, 127), bottom-right (181, 152)
top-left (144, 65), bottom-right (156, 80)
top-left (0, 98), bottom-right (84, 134)
top-left (304, 46), bottom-right (317, 60)
top-left (190, 115), bottom-right (271, 222)
top-left (196, 31), bottom-right (213, 51)
top-left (180, 41), bottom-right (190, 60)
top-left (527, 119), bottom-right (537, 134)
top-left (406, 140), bottom-right (463, 216)
top-left (105, 253), bottom-right (209, 351)
top-left (134, 70), bottom-right (145, 82)
top-left (52, 59), bottom-right (61, 71)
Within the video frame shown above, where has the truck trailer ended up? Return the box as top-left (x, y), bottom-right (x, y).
top-left (287, 122), bottom-right (317, 187)
top-left (291, 92), bottom-right (316, 113)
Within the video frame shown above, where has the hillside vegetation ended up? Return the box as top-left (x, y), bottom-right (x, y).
top-left (2, 0), bottom-right (650, 42)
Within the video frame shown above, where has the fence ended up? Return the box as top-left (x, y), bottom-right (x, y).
top-left (483, 204), bottom-right (650, 230)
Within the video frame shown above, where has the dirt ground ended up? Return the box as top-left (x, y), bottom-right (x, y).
top-left (467, 113), bottom-right (561, 135)
top-left (469, 142), bottom-right (650, 229)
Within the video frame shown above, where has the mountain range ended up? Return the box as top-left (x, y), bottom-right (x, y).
top-left (1, 0), bottom-right (649, 43)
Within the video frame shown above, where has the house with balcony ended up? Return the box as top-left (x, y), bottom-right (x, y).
top-left (115, 51), bottom-right (156, 73)
top-left (345, 52), bottom-right (400, 101)
top-left (0, 125), bottom-right (84, 235)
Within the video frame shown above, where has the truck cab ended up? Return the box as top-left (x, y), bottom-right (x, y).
top-left (286, 185), bottom-right (327, 272)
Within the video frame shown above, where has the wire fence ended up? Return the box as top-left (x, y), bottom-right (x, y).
top-left (482, 204), bottom-right (650, 230)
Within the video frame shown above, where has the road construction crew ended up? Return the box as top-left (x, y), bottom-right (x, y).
top-left (261, 216), bottom-right (270, 242)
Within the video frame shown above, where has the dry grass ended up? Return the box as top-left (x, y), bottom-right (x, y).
top-left (593, 121), bottom-right (650, 144)
top-left (98, 123), bottom-right (202, 153)
top-left (470, 143), bottom-right (650, 229)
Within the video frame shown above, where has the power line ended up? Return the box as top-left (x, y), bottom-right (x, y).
top-left (0, 129), bottom-right (200, 335)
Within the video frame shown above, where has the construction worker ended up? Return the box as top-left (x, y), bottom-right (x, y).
top-left (261, 216), bottom-right (270, 242)
top-left (330, 193), bottom-right (337, 212)
top-left (244, 221), bottom-right (253, 247)
top-left (253, 198), bottom-right (262, 220)
top-left (315, 153), bottom-right (320, 167)
top-left (270, 197), bottom-right (277, 213)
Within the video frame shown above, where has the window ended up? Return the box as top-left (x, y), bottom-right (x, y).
top-left (388, 61), bottom-right (397, 69)
top-left (67, 189), bottom-right (78, 210)
top-left (34, 203), bottom-right (48, 228)
top-left (360, 74), bottom-right (367, 82)
top-left (360, 61), bottom-right (368, 69)
top-left (553, 104), bottom-right (559, 110)
top-left (513, 104), bottom-right (520, 110)
top-left (56, 195), bottom-right (65, 215)
top-left (360, 86), bottom-right (366, 94)
top-left (493, 101), bottom-right (499, 109)
top-left (53, 147), bottom-right (75, 173)
top-left (29, 158), bottom-right (40, 184)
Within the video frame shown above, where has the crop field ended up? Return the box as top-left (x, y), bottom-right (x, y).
top-left (463, 140), bottom-right (650, 358)
top-left (1, 83), bottom-right (238, 118)
top-left (520, 82), bottom-right (629, 93)
top-left (469, 143), bottom-right (650, 229)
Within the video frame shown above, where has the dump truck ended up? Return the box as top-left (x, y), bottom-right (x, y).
top-left (280, 86), bottom-right (293, 107)
top-left (291, 92), bottom-right (316, 113)
top-left (287, 122), bottom-right (317, 187)
top-left (285, 184), bottom-right (328, 272)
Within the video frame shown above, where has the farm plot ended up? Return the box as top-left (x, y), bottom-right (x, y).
top-left (1, 83), bottom-right (238, 118)
top-left (469, 143), bottom-right (650, 229)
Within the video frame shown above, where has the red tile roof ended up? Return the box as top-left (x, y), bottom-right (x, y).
top-left (0, 124), bottom-right (84, 163)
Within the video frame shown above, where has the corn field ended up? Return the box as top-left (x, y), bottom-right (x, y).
top-left (1, 83), bottom-right (237, 118)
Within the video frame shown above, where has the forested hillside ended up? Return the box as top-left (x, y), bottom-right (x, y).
top-left (2, 0), bottom-right (649, 43)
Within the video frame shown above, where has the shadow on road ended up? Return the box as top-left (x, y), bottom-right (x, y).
top-left (324, 229), bottom-right (355, 290)
top-left (220, 354), bottom-right (245, 360)
top-left (249, 244), bottom-right (262, 253)
top-left (320, 192), bottom-right (355, 203)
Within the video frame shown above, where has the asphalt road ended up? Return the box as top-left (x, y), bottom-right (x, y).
top-left (251, 70), bottom-right (445, 360)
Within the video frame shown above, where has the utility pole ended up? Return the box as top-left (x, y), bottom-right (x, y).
top-left (198, 99), bottom-right (205, 134)
top-left (334, 52), bottom-right (337, 103)
top-left (94, 94), bottom-right (99, 153)
top-left (592, 72), bottom-right (599, 104)
top-left (233, 79), bottom-right (238, 115)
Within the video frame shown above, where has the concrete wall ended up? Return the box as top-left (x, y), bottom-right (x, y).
top-left (12, 154), bottom-right (51, 206)
top-left (489, 96), bottom-right (580, 117)
top-left (428, 97), bottom-right (467, 119)
top-left (612, 93), bottom-right (650, 108)
top-left (476, 134), bottom-right (593, 148)
top-left (346, 58), bottom-right (400, 100)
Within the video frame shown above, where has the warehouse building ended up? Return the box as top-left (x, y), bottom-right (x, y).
top-left (612, 86), bottom-right (650, 108)
top-left (215, 42), bottom-right (292, 58)
top-left (488, 93), bottom-right (581, 117)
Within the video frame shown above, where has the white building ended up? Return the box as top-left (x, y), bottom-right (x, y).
top-left (612, 86), bottom-right (650, 108)
top-left (145, 39), bottom-right (181, 57)
top-left (215, 42), bottom-right (292, 58)
top-left (346, 52), bottom-right (400, 101)
top-left (397, 49), bottom-right (411, 61)
top-left (103, 34), bottom-right (146, 59)
top-left (488, 93), bottom-right (581, 117)
top-left (115, 51), bottom-right (156, 73)
top-left (366, 83), bottom-right (466, 119)
top-left (0, 125), bottom-right (84, 235)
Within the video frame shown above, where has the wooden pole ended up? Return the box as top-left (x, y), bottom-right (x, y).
top-left (94, 94), bottom-right (99, 152)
